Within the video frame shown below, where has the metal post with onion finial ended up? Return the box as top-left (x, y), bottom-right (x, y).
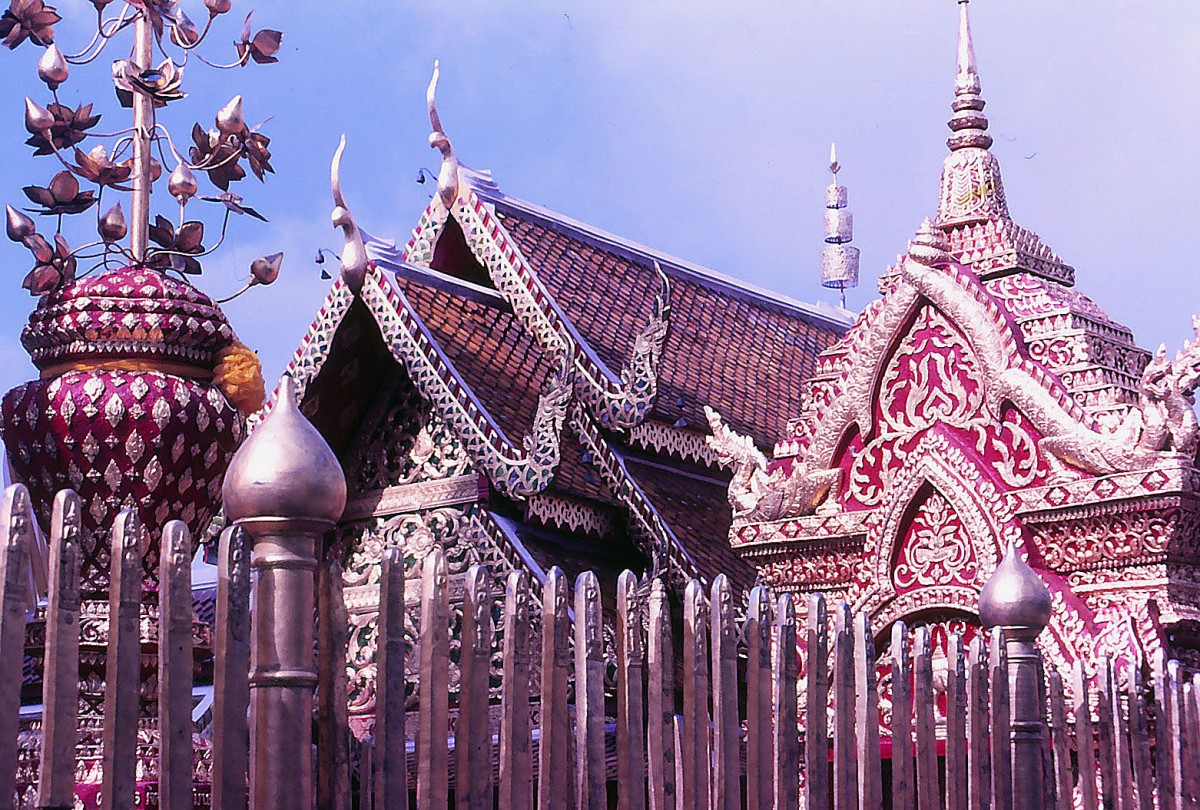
top-left (222, 376), bottom-right (347, 810)
top-left (979, 540), bottom-right (1053, 809)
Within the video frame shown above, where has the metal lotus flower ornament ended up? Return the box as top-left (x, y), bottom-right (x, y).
top-left (2, 0), bottom-right (286, 297)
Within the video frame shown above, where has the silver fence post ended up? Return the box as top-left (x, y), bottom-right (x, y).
top-left (223, 376), bottom-right (347, 810)
top-left (980, 540), bottom-right (1052, 810)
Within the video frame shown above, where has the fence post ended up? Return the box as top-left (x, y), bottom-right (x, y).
top-left (0, 485), bottom-right (33, 809)
top-left (222, 376), bottom-right (348, 810)
top-left (979, 540), bottom-right (1052, 810)
top-left (38, 489), bottom-right (81, 810)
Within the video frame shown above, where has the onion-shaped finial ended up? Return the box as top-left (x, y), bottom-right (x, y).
top-left (6, 205), bottom-right (35, 242)
top-left (978, 540), bottom-right (1052, 640)
top-left (37, 44), bottom-right (68, 90)
top-left (168, 162), bottom-right (198, 204)
top-left (222, 376), bottom-right (347, 525)
top-left (24, 97), bottom-right (53, 134)
top-left (216, 95), bottom-right (245, 138)
top-left (98, 202), bottom-right (127, 243)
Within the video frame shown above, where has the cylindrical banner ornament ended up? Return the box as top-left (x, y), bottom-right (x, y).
top-left (821, 244), bottom-right (861, 290)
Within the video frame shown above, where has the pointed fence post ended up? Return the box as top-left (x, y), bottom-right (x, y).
top-left (459, 564), bottom-right (493, 810)
top-left (965, 635), bottom-right (991, 810)
top-left (1046, 668), bottom-right (1072, 810)
top-left (979, 541), bottom-right (1050, 810)
top-left (945, 632), bottom-right (967, 810)
top-left (647, 579), bottom-right (676, 810)
top-left (1153, 655), bottom-right (1175, 810)
top-left (317, 556), bottom-right (352, 810)
top-left (158, 521), bottom-right (194, 810)
top-left (913, 626), bottom-right (937, 810)
top-left (854, 612), bottom-right (882, 810)
top-left (744, 586), bottom-right (772, 810)
top-left (804, 595), bottom-right (829, 810)
top-left (1071, 660), bottom-right (1099, 810)
top-left (710, 574), bottom-right (739, 810)
top-left (890, 621), bottom-right (914, 810)
top-left (38, 489), bottom-right (81, 810)
top-left (212, 525), bottom-right (251, 810)
top-left (101, 511), bottom-right (143, 810)
top-left (681, 579), bottom-right (710, 810)
top-left (832, 602), bottom-right (858, 810)
top-left (499, 570), bottom-right (533, 810)
top-left (574, 571), bottom-right (606, 809)
top-left (773, 595), bottom-right (799, 810)
top-left (416, 548), bottom-right (450, 809)
top-left (1095, 658), bottom-right (1118, 807)
top-left (616, 571), bottom-right (646, 810)
top-left (0, 485), bottom-right (34, 808)
top-left (375, 547), bottom-right (407, 810)
top-left (538, 567), bottom-right (572, 810)
top-left (1127, 662), bottom-right (1153, 810)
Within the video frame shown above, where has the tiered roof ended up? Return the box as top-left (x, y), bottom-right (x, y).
top-left (285, 138), bottom-right (848, 595)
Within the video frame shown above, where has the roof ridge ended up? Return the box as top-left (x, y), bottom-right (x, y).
top-left (471, 185), bottom-right (852, 331)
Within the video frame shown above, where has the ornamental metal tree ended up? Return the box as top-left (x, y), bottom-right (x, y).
top-left (0, 1), bottom-right (286, 803)
top-left (3, 0), bottom-right (283, 293)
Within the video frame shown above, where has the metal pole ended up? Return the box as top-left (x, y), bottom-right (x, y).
top-left (1004, 627), bottom-right (1046, 810)
top-left (223, 377), bottom-right (347, 810)
top-left (130, 8), bottom-right (153, 262)
top-left (979, 541), bottom-right (1052, 810)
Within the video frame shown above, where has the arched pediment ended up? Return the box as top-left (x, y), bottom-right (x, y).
top-left (855, 437), bottom-right (1011, 617)
top-left (804, 253), bottom-right (1168, 480)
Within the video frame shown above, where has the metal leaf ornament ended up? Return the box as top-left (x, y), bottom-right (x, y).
top-left (0, 0), bottom-right (60, 49)
top-left (147, 215), bottom-right (205, 275)
top-left (24, 102), bottom-right (99, 155)
top-left (73, 145), bottom-right (132, 190)
top-left (22, 231), bottom-right (74, 293)
top-left (235, 12), bottom-right (281, 65)
top-left (22, 170), bottom-right (95, 215)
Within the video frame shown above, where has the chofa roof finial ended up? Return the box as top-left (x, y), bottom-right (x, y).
top-left (330, 135), bottom-right (368, 293)
top-left (427, 59), bottom-right (461, 209)
top-left (820, 142), bottom-right (859, 309)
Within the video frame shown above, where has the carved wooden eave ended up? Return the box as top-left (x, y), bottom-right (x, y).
top-left (357, 266), bottom-right (571, 500)
top-left (569, 403), bottom-right (701, 588)
top-left (401, 180), bottom-right (669, 432)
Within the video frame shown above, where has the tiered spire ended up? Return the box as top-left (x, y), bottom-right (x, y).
top-left (820, 143), bottom-right (859, 308)
top-left (935, 0), bottom-right (1009, 227)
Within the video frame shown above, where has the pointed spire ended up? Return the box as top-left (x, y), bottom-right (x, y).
top-left (947, 0), bottom-right (991, 152)
top-left (820, 142), bottom-right (859, 308)
top-left (936, 0), bottom-right (1009, 227)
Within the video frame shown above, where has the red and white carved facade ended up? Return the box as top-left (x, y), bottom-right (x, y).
top-left (709, 4), bottom-right (1200, 678)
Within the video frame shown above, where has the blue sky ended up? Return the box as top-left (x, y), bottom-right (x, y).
top-left (1, 2), bottom-right (1199, 400)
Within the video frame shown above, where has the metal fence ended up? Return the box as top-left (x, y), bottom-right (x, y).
top-left (0, 482), bottom-right (1195, 809)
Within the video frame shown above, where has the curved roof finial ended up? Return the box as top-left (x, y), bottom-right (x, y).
top-left (330, 134), bottom-right (368, 293)
top-left (426, 59), bottom-right (460, 208)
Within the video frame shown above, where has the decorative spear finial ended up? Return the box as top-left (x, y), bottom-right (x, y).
top-left (820, 142), bottom-right (859, 309)
top-left (426, 59), bottom-right (460, 209)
